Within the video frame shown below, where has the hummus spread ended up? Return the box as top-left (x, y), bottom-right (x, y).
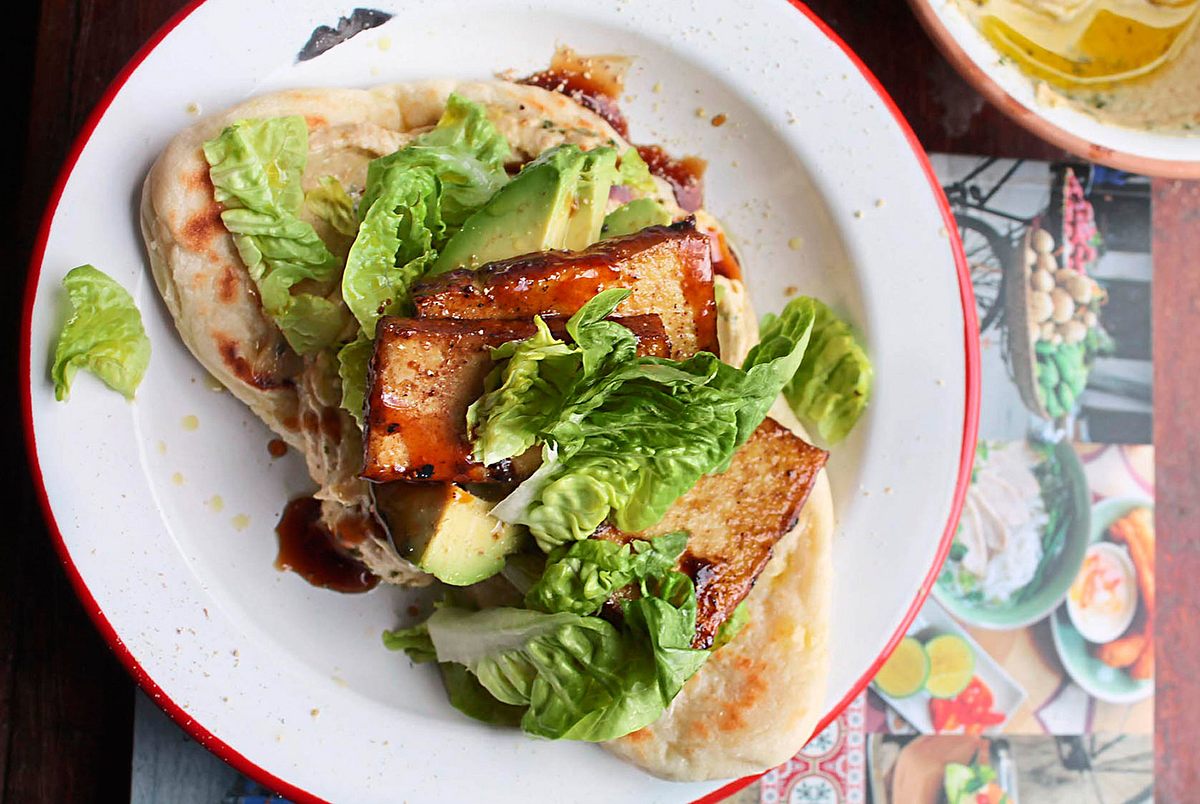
top-left (956, 0), bottom-right (1200, 132)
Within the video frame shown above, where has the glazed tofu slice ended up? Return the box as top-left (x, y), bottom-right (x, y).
top-left (362, 315), bottom-right (671, 483)
top-left (598, 417), bottom-right (828, 649)
top-left (411, 219), bottom-right (717, 358)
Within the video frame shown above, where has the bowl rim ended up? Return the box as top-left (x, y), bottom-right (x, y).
top-left (907, 0), bottom-right (1200, 180)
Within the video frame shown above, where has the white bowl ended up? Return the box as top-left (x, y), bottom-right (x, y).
top-left (22, 1), bottom-right (978, 800)
top-left (909, 0), bottom-right (1200, 178)
top-left (1066, 542), bottom-right (1138, 645)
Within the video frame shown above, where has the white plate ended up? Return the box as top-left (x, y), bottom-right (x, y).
top-left (909, 0), bottom-right (1200, 178)
top-left (872, 598), bottom-right (1027, 734)
top-left (22, 1), bottom-right (977, 801)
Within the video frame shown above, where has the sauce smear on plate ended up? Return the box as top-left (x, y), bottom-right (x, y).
top-left (275, 497), bottom-right (378, 593)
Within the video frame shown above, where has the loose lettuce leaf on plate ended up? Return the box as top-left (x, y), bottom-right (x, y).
top-left (51, 265), bottom-right (151, 401)
top-left (767, 297), bottom-right (872, 443)
top-left (203, 116), bottom-right (346, 355)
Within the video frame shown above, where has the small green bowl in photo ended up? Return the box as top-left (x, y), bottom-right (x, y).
top-left (933, 440), bottom-right (1091, 630)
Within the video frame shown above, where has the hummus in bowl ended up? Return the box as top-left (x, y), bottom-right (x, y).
top-left (909, 0), bottom-right (1200, 177)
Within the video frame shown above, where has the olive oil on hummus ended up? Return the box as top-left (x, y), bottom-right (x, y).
top-left (956, 0), bottom-right (1200, 132)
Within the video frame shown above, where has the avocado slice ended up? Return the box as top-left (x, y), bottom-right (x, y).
top-left (432, 144), bottom-right (622, 274)
top-left (373, 482), bottom-right (522, 586)
top-left (432, 145), bottom-right (584, 273)
top-left (563, 147), bottom-right (619, 250)
top-left (601, 198), bottom-right (672, 239)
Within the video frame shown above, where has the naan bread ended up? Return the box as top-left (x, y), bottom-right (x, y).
top-left (141, 78), bottom-right (832, 781)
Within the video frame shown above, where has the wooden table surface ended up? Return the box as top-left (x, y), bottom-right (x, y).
top-left (8, 1), bottom-right (1197, 801)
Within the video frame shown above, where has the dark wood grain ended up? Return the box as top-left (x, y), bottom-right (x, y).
top-left (12, 2), bottom-right (180, 802)
top-left (9, 1), bottom-right (1194, 802)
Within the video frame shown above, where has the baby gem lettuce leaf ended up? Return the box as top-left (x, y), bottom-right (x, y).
top-left (384, 563), bottom-right (708, 741)
top-left (341, 168), bottom-right (442, 334)
top-left (465, 288), bottom-right (636, 466)
top-left (51, 265), bottom-right (151, 401)
top-left (336, 334), bottom-right (374, 428)
top-left (337, 94), bottom-right (511, 419)
top-left (524, 531), bottom-right (687, 616)
top-left (478, 290), bottom-right (816, 551)
top-left (305, 176), bottom-right (358, 236)
top-left (767, 298), bottom-right (873, 444)
top-left (203, 117), bottom-right (345, 355)
top-left (465, 316), bottom-right (579, 466)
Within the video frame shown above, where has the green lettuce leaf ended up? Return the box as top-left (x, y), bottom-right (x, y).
top-left (465, 316), bottom-right (579, 465)
top-left (524, 531), bottom-right (687, 616)
top-left (51, 265), bottom-right (151, 401)
top-left (203, 117), bottom-right (345, 354)
top-left (771, 298), bottom-right (873, 443)
top-left (341, 167), bottom-right (442, 333)
top-left (617, 148), bottom-right (656, 194)
top-left (360, 93), bottom-right (510, 231)
top-left (944, 759), bottom-right (1002, 804)
top-left (381, 622), bottom-right (436, 663)
top-left (337, 334), bottom-right (374, 428)
top-left (336, 94), bottom-right (512, 423)
top-left (439, 663), bottom-right (525, 727)
top-left (477, 291), bottom-right (815, 551)
top-left (465, 288), bottom-right (637, 466)
top-left (712, 601), bottom-right (750, 649)
top-left (305, 176), bottom-right (358, 236)
top-left (739, 295), bottom-right (819, 442)
top-left (402, 573), bottom-right (708, 741)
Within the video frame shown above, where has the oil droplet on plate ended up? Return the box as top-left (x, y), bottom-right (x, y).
top-left (156, 441), bottom-right (167, 455)
top-left (231, 514), bottom-right (250, 531)
top-left (267, 439), bottom-right (288, 458)
top-left (181, 415), bottom-right (200, 431)
top-left (171, 472), bottom-right (184, 486)
top-left (787, 236), bottom-right (804, 251)
top-left (206, 495), bottom-right (225, 513)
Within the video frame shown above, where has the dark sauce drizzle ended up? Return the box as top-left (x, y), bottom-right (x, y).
top-left (275, 497), bottom-right (379, 594)
top-left (519, 62), bottom-right (707, 214)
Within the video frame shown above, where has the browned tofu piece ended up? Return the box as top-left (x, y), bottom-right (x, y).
top-left (411, 219), bottom-right (717, 358)
top-left (362, 315), bottom-right (671, 483)
top-left (599, 417), bottom-right (828, 649)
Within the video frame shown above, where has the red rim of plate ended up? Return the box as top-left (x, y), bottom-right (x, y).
top-left (20, 1), bottom-right (980, 802)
